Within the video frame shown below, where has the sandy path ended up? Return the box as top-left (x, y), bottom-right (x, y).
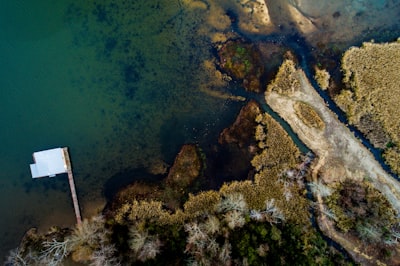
top-left (265, 68), bottom-right (400, 265)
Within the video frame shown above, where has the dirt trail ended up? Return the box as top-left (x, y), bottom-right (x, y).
top-left (265, 68), bottom-right (400, 265)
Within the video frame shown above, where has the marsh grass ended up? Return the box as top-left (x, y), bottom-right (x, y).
top-left (336, 40), bottom-right (400, 174)
top-left (266, 59), bottom-right (300, 95)
top-left (294, 101), bottom-right (325, 130)
top-left (314, 67), bottom-right (330, 90)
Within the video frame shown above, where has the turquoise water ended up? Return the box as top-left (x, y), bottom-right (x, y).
top-left (0, 0), bottom-right (237, 256)
top-left (1, 0), bottom-right (400, 259)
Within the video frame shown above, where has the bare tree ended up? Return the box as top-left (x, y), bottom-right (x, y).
top-left (38, 239), bottom-right (71, 266)
top-left (309, 181), bottom-right (332, 197)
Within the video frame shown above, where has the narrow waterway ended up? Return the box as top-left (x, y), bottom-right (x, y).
top-left (1, 0), bottom-right (400, 260)
top-left (228, 15), bottom-right (400, 180)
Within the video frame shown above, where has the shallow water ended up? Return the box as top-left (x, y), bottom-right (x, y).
top-left (1, 0), bottom-right (400, 259)
top-left (0, 0), bottom-right (239, 257)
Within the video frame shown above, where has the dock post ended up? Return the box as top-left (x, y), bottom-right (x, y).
top-left (63, 148), bottom-right (82, 225)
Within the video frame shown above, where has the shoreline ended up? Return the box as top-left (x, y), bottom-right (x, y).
top-left (265, 62), bottom-right (400, 264)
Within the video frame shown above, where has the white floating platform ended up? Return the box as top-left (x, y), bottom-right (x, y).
top-left (30, 148), bottom-right (68, 178)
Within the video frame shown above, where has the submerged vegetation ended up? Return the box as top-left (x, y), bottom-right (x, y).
top-left (6, 107), bottom-right (351, 265)
top-left (5, 0), bottom-right (400, 263)
top-left (9, 39), bottom-right (400, 264)
top-left (217, 40), bottom-right (264, 93)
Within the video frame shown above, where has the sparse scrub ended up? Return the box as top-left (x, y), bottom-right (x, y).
top-left (89, 244), bottom-right (120, 266)
top-left (38, 239), bottom-right (71, 266)
top-left (282, 184), bottom-right (293, 201)
top-left (185, 222), bottom-right (208, 250)
top-left (326, 179), bottom-right (398, 242)
top-left (128, 227), bottom-right (162, 262)
top-left (184, 221), bottom-right (221, 263)
top-left (137, 237), bottom-right (162, 262)
top-left (5, 248), bottom-right (32, 266)
top-left (249, 199), bottom-right (285, 224)
top-left (218, 241), bottom-right (232, 263)
top-left (68, 216), bottom-right (108, 249)
top-left (309, 180), bottom-right (332, 197)
top-left (320, 205), bottom-right (337, 221)
top-left (5, 227), bottom-right (74, 266)
top-left (217, 193), bottom-right (248, 213)
top-left (204, 215), bottom-right (221, 235)
top-left (264, 199), bottom-right (285, 224)
top-left (356, 223), bottom-right (382, 243)
top-left (128, 227), bottom-right (148, 253)
top-left (224, 210), bottom-right (246, 229)
top-left (66, 215), bottom-right (111, 263)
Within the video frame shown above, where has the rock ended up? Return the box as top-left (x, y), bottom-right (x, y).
top-left (218, 40), bottom-right (264, 93)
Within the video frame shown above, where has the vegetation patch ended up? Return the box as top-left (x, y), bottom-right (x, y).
top-left (326, 179), bottom-right (398, 244)
top-left (249, 113), bottom-right (311, 224)
top-left (314, 67), bottom-right (330, 90)
top-left (266, 59), bottom-right (300, 95)
top-left (7, 111), bottom-right (349, 265)
top-left (218, 40), bottom-right (264, 92)
top-left (335, 40), bottom-right (400, 174)
top-left (294, 101), bottom-right (325, 129)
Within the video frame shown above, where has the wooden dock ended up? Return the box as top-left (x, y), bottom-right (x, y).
top-left (62, 147), bottom-right (82, 225)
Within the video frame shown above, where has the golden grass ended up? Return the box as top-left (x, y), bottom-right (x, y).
top-left (183, 191), bottom-right (221, 218)
top-left (253, 113), bottom-right (300, 170)
top-left (251, 113), bottom-right (308, 223)
top-left (336, 40), bottom-right (400, 174)
top-left (294, 101), bottom-right (325, 130)
top-left (267, 59), bottom-right (300, 95)
top-left (314, 67), bottom-right (330, 90)
top-left (112, 110), bottom-right (309, 227)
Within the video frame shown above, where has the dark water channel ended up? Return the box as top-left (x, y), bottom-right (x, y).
top-left (235, 28), bottom-right (399, 180)
top-left (1, 0), bottom-right (400, 261)
top-left (224, 10), bottom-right (400, 260)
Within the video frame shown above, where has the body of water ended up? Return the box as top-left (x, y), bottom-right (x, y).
top-left (0, 0), bottom-right (240, 257)
top-left (1, 0), bottom-right (400, 259)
